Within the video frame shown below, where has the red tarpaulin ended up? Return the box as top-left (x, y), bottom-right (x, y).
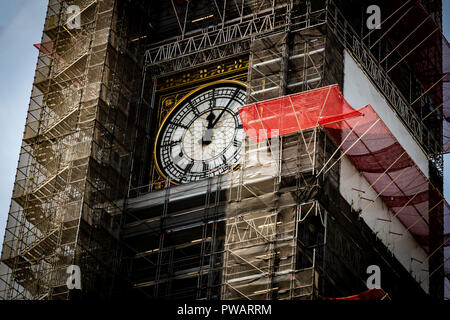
top-left (34, 41), bottom-right (54, 56)
top-left (238, 85), bottom-right (361, 142)
top-left (238, 85), bottom-right (446, 251)
top-left (323, 289), bottom-right (390, 300)
top-left (324, 105), bottom-right (438, 249)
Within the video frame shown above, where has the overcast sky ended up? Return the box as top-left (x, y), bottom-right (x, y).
top-left (0, 0), bottom-right (449, 297)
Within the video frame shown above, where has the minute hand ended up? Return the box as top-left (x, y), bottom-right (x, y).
top-left (210, 89), bottom-right (239, 129)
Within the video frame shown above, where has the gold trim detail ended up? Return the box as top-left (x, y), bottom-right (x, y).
top-left (157, 58), bottom-right (248, 92)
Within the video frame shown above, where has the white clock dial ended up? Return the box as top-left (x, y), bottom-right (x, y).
top-left (154, 81), bottom-right (246, 184)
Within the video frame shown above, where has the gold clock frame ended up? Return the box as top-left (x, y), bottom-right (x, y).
top-left (153, 79), bottom-right (247, 185)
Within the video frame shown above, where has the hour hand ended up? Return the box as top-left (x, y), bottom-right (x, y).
top-left (201, 128), bottom-right (214, 145)
top-left (206, 112), bottom-right (215, 124)
top-left (199, 112), bottom-right (215, 145)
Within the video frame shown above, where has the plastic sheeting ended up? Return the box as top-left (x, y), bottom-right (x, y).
top-left (384, 0), bottom-right (450, 295)
top-left (238, 85), bottom-right (361, 142)
top-left (323, 288), bottom-right (390, 300)
top-left (325, 105), bottom-right (442, 250)
top-left (238, 86), bottom-right (446, 253)
top-left (33, 41), bottom-right (54, 55)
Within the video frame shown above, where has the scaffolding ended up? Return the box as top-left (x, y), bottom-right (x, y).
top-left (0, 0), bottom-right (151, 300)
top-left (221, 128), bottom-right (330, 300)
top-left (144, 0), bottom-right (446, 166)
top-left (122, 0), bottom-right (448, 300)
top-left (124, 127), bottom-right (334, 299)
top-left (1, 0), bottom-right (448, 300)
top-left (326, 1), bottom-right (447, 167)
top-left (237, 84), bottom-right (449, 298)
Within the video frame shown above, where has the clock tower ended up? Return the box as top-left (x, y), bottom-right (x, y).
top-left (0, 0), bottom-right (446, 301)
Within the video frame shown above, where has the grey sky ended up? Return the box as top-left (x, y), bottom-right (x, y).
top-left (0, 0), bottom-right (47, 249)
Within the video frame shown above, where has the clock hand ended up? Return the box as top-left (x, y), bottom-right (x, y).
top-left (199, 112), bottom-right (216, 145)
top-left (206, 111), bottom-right (216, 128)
top-left (210, 89), bottom-right (239, 129)
top-left (206, 89), bottom-right (216, 129)
top-left (200, 89), bottom-right (239, 145)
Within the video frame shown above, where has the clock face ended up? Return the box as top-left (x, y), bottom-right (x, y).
top-left (154, 81), bottom-right (247, 184)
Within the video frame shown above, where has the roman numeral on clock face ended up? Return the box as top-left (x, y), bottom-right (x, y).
top-left (162, 139), bottom-right (181, 148)
top-left (188, 101), bottom-right (200, 117)
top-left (170, 122), bottom-right (188, 129)
top-left (184, 162), bottom-right (194, 173)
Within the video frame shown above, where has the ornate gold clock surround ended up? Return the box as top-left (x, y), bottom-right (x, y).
top-left (149, 58), bottom-right (249, 190)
